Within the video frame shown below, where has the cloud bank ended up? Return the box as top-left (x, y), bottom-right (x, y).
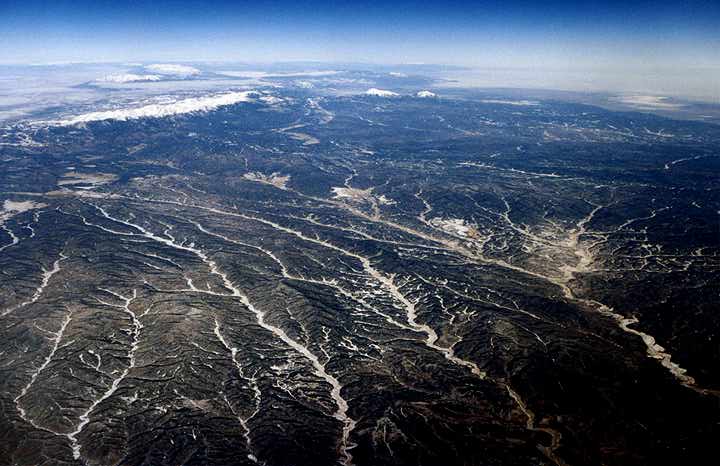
top-left (480, 99), bottom-right (539, 106)
top-left (98, 73), bottom-right (163, 83)
top-left (144, 64), bottom-right (201, 76)
top-left (219, 70), bottom-right (343, 81)
top-left (614, 95), bottom-right (683, 109)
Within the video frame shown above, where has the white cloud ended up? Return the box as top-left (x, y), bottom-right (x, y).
top-left (56, 91), bottom-right (258, 125)
top-left (480, 99), bottom-right (539, 106)
top-left (97, 74), bottom-right (163, 83)
top-left (614, 95), bottom-right (683, 109)
top-left (389, 72), bottom-right (408, 77)
top-left (219, 70), bottom-right (342, 78)
top-left (144, 64), bottom-right (201, 76)
top-left (416, 90), bottom-right (437, 98)
top-left (217, 71), bottom-right (269, 79)
top-left (364, 88), bottom-right (399, 97)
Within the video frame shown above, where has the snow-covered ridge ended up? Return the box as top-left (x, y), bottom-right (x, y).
top-left (97, 74), bottom-right (163, 83)
top-left (416, 90), bottom-right (436, 98)
top-left (56, 91), bottom-right (258, 125)
top-left (365, 88), bottom-right (399, 97)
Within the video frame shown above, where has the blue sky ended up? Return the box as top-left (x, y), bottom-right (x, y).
top-left (1, 0), bottom-right (718, 69)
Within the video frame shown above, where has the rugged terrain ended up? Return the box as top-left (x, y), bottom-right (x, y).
top-left (1, 89), bottom-right (718, 466)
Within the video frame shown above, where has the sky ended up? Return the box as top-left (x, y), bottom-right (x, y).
top-left (1, 0), bottom-right (719, 98)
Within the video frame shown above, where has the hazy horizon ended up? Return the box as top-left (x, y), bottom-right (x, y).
top-left (2, 1), bottom-right (719, 100)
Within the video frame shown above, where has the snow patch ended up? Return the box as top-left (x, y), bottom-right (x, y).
top-left (377, 195), bottom-right (396, 205)
top-left (3, 200), bottom-right (47, 215)
top-left (429, 217), bottom-right (478, 238)
top-left (57, 172), bottom-right (118, 188)
top-left (331, 187), bottom-right (374, 201)
top-left (243, 172), bottom-right (290, 189)
top-left (331, 186), bottom-right (395, 207)
top-left (259, 95), bottom-right (284, 105)
top-left (416, 90), bottom-right (437, 98)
